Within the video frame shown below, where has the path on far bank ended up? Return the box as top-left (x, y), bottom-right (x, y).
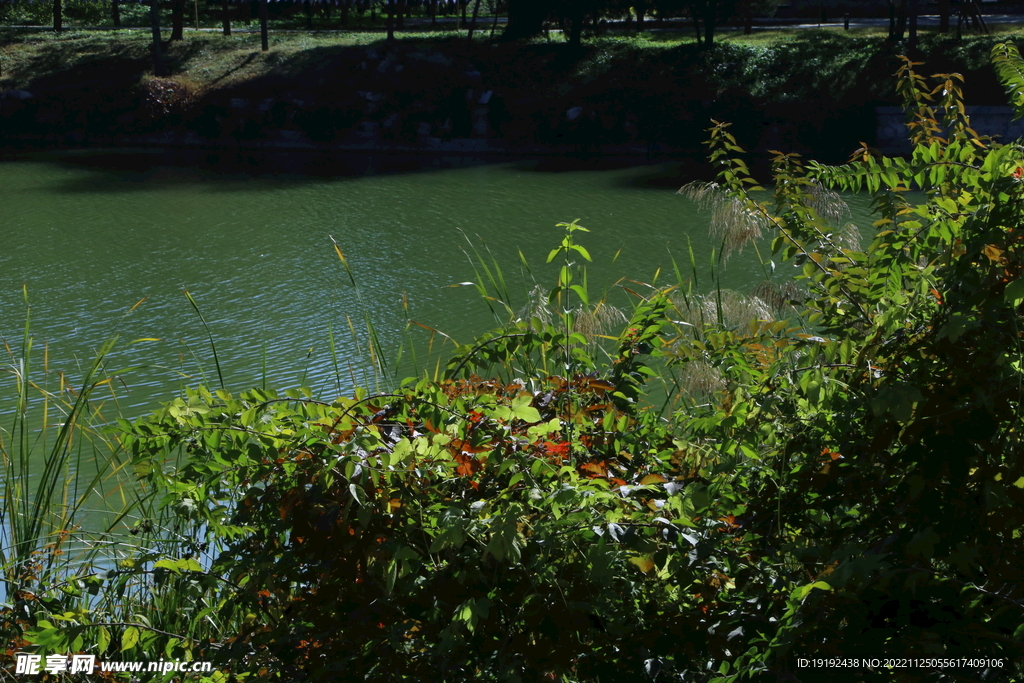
top-left (5, 13), bottom-right (1023, 36)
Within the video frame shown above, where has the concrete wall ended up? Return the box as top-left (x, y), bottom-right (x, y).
top-left (876, 105), bottom-right (1024, 154)
top-left (777, 1), bottom-right (1007, 19)
top-left (777, 0), bottom-right (892, 18)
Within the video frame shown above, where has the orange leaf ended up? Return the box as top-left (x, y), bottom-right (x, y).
top-left (585, 378), bottom-right (616, 394)
top-left (817, 561), bottom-right (839, 579)
top-left (983, 244), bottom-right (1004, 263)
top-left (451, 438), bottom-right (492, 454)
top-left (544, 441), bottom-right (571, 457)
top-left (453, 452), bottom-right (484, 481)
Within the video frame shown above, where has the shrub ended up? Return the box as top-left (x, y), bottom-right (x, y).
top-left (15, 43), bottom-right (1024, 683)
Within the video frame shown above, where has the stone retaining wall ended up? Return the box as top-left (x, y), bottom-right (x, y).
top-left (876, 105), bottom-right (1024, 154)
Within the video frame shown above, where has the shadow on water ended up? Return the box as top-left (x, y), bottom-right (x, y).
top-left (1, 148), bottom-right (513, 192)
top-left (0, 147), bottom-right (716, 193)
top-left (614, 160), bottom-right (714, 189)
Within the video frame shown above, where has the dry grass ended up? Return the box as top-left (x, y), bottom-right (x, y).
top-left (678, 181), bottom-right (772, 264)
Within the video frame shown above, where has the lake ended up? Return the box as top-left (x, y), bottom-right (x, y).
top-left (1, 148), bottom-right (875, 417)
top-left (0, 146), bottom-right (883, 571)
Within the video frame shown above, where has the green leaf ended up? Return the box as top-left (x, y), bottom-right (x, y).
top-left (97, 625), bottom-right (110, 654)
top-left (122, 626), bottom-right (140, 652)
top-left (154, 559), bottom-right (182, 575)
top-left (154, 557), bottom-right (204, 574)
top-left (792, 580), bottom-right (832, 602)
top-left (510, 395), bottom-right (541, 423)
top-left (1004, 277), bottom-right (1024, 306)
top-left (571, 244), bottom-right (592, 261)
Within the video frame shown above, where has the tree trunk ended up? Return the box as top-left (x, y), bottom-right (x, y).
top-left (938, 0), bottom-right (950, 32)
top-left (430, 0), bottom-right (437, 27)
top-left (397, 0), bottom-right (405, 29)
top-left (703, 3), bottom-right (715, 46)
top-left (908, 0), bottom-right (918, 50)
top-left (568, 3), bottom-right (582, 49)
top-left (342, 0), bottom-right (349, 27)
top-left (692, 10), bottom-right (701, 45)
top-left (221, 0), bottom-right (230, 34)
top-left (635, 4), bottom-right (643, 33)
top-left (503, 0), bottom-right (544, 39)
top-left (112, 0), bottom-right (121, 28)
top-left (150, 0), bottom-right (167, 76)
top-left (467, 0), bottom-right (481, 41)
top-left (53, 0), bottom-right (62, 32)
top-left (171, 0), bottom-right (184, 41)
top-left (259, 0), bottom-right (268, 51)
top-left (304, 0), bottom-right (312, 29)
top-left (895, 0), bottom-right (907, 39)
top-left (387, 0), bottom-right (395, 42)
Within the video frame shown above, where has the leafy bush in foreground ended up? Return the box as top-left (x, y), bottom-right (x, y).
top-left (15, 44), bottom-right (1024, 683)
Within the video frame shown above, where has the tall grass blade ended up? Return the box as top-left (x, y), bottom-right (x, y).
top-left (327, 322), bottom-right (343, 397)
top-left (183, 289), bottom-right (225, 390)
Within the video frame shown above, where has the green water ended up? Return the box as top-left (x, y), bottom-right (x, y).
top-left (1, 149), bottom-right (875, 416)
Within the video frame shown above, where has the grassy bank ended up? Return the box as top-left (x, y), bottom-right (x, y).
top-left (4, 24), bottom-right (1024, 98)
top-left (5, 27), bottom-right (1024, 160)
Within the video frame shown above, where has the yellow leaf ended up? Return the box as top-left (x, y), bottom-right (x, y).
top-left (640, 473), bottom-right (667, 485)
top-left (629, 556), bottom-right (656, 573)
top-left (816, 561), bottom-right (839, 579)
top-left (983, 244), bottom-right (1004, 262)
